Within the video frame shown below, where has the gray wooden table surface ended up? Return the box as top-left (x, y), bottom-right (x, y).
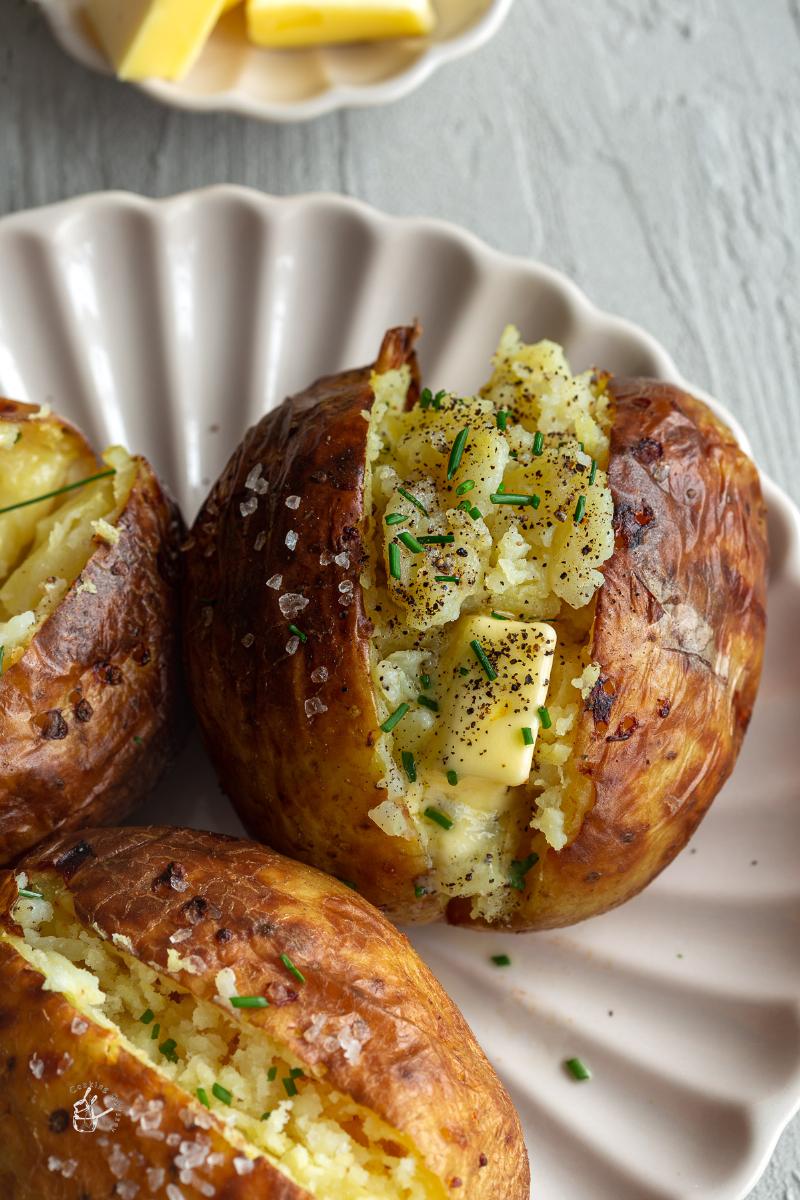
top-left (1, 0), bottom-right (798, 1195)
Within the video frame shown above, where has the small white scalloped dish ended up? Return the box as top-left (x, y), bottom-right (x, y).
top-left (0, 188), bottom-right (797, 1200)
top-left (35, 0), bottom-right (513, 121)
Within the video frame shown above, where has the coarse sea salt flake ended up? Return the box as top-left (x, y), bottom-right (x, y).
top-left (29, 1053), bottom-right (45, 1079)
top-left (285, 495), bottom-right (301, 510)
top-left (241, 633), bottom-right (255, 648)
top-left (254, 532), bottom-right (266, 551)
top-left (169, 927), bottom-right (192, 944)
top-left (310, 666), bottom-right (328, 684)
top-left (334, 552), bottom-right (350, 568)
top-left (116, 1182), bottom-right (139, 1199)
top-left (239, 497), bottom-right (258, 518)
top-left (146, 1168), bottom-right (164, 1193)
top-left (278, 593), bottom-right (308, 618)
top-left (285, 530), bottom-right (298, 551)
top-left (71, 1016), bottom-right (89, 1036)
top-left (245, 465), bottom-right (268, 494)
top-left (266, 573), bottom-right (283, 590)
top-left (286, 637), bottom-right (300, 656)
top-left (338, 580), bottom-right (354, 594)
top-left (233, 1158), bottom-right (254, 1176)
top-left (304, 697), bottom-right (328, 718)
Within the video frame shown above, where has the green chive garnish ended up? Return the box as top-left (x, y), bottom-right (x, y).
top-left (230, 995), bottom-right (270, 1009)
top-left (521, 726), bottom-right (534, 746)
top-left (455, 480), bottom-right (475, 496)
top-left (490, 493), bottom-right (538, 506)
top-left (458, 666), bottom-right (469, 676)
top-left (509, 853), bottom-right (539, 891)
top-left (385, 513), bottom-right (404, 526)
top-left (388, 542), bottom-right (401, 580)
top-left (446, 770), bottom-right (459, 787)
top-left (289, 1068), bottom-right (304, 1078)
top-left (397, 487), bottom-right (428, 517)
top-left (533, 431), bottom-right (544, 456)
top-left (280, 953), bottom-right (306, 984)
top-left (420, 673), bottom-right (431, 689)
top-left (418, 534), bottom-right (454, 545)
top-left (196, 1087), bottom-right (210, 1108)
top-left (496, 411), bottom-right (509, 431)
top-left (417, 695), bottom-right (439, 712)
top-left (261, 1110), bottom-right (272, 1121)
top-left (433, 390), bottom-right (446, 409)
top-left (531, 494), bottom-right (541, 509)
top-left (402, 750), bottom-right (417, 782)
top-left (447, 426), bottom-right (471, 480)
top-left (468, 506), bottom-right (482, 521)
top-left (435, 575), bottom-right (459, 583)
top-left (538, 706), bottom-right (552, 730)
top-left (381, 703), bottom-right (409, 733)
top-left (458, 499), bottom-right (472, 512)
top-left (338, 878), bottom-right (358, 891)
top-left (565, 1057), bottom-right (592, 1082)
top-left (150, 1023), bottom-right (160, 1040)
top-left (267, 1066), bottom-right (278, 1082)
top-left (18, 888), bottom-right (43, 899)
top-left (573, 495), bottom-right (587, 524)
top-left (283, 1076), bottom-right (299, 1097)
top-left (212, 1082), bottom-right (232, 1105)
top-left (414, 884), bottom-right (426, 898)
top-left (159, 1038), bottom-right (179, 1063)
top-left (424, 806), bottom-right (453, 830)
top-left (491, 611), bottom-right (510, 621)
top-left (589, 460), bottom-right (598, 486)
top-left (133, 735), bottom-right (143, 746)
top-left (288, 624), bottom-right (307, 643)
top-left (420, 388), bottom-right (432, 409)
top-left (139, 1008), bottom-right (155, 1025)
top-left (0, 468), bottom-right (116, 516)
top-left (491, 954), bottom-right (511, 967)
top-left (399, 531), bottom-right (424, 554)
top-left (471, 639), bottom-right (497, 681)
top-left (0, 646), bottom-right (4, 674)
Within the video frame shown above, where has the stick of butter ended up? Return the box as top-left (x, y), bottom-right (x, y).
top-left (246, 0), bottom-right (436, 48)
top-left (86, 0), bottom-right (229, 80)
top-left (425, 615), bottom-right (557, 788)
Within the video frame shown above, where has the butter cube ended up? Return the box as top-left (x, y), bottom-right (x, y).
top-left (425, 615), bottom-right (557, 787)
top-left (86, 0), bottom-right (228, 81)
top-left (246, 0), bottom-right (436, 48)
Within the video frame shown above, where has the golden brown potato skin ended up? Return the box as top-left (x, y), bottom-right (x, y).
top-left (0, 826), bottom-right (528, 1200)
top-left (0, 402), bottom-right (186, 866)
top-left (184, 343), bottom-right (767, 931)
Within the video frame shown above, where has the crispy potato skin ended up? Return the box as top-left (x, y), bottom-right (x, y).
top-left (0, 826), bottom-right (529, 1200)
top-left (0, 403), bottom-right (187, 866)
top-left (184, 349), bottom-right (766, 932)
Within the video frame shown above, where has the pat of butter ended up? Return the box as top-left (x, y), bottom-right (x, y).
top-left (246, 0), bottom-right (436, 47)
top-left (426, 615), bottom-right (557, 788)
top-left (86, 0), bottom-right (228, 81)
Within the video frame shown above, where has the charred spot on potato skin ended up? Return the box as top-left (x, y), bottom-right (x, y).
top-left (613, 502), bottom-right (656, 549)
top-left (54, 840), bottom-right (95, 879)
top-left (48, 1108), bottom-right (70, 1133)
top-left (619, 830), bottom-right (636, 844)
top-left (181, 896), bottom-right (222, 924)
top-left (478, 1154), bottom-right (488, 1168)
top-left (95, 660), bottom-right (124, 686)
top-left (631, 437), bottom-right (663, 465)
top-left (585, 871), bottom-right (602, 883)
top-left (152, 860), bottom-right (188, 892)
top-left (606, 714), bottom-right (640, 743)
top-left (586, 678), bottom-right (615, 725)
top-left (74, 699), bottom-right (94, 723)
top-left (215, 927), bottom-right (233, 943)
top-left (38, 709), bottom-right (69, 740)
top-left (657, 698), bottom-right (672, 718)
top-left (254, 920), bottom-right (275, 938)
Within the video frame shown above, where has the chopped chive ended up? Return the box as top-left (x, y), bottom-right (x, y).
top-left (496, 411), bottom-right (509, 431)
top-left (458, 666), bottom-right (470, 676)
top-left (509, 853), bottom-right (539, 892)
top-left (455, 480), bottom-right (475, 496)
top-left (267, 1066), bottom-right (278, 1082)
top-left (18, 887), bottom-right (43, 899)
top-left (578, 441), bottom-right (584, 452)
top-left (565, 1057), bottom-right (592, 1082)
top-left (447, 426), bottom-right (471, 480)
top-left (424, 806), bottom-right (453, 830)
top-left (230, 995), bottom-right (270, 1009)
top-left (491, 954), bottom-right (512, 967)
top-left (260, 1110), bottom-right (272, 1121)
top-left (458, 499), bottom-right (472, 512)
top-left (435, 575), bottom-right (459, 583)
top-left (283, 1076), bottom-right (299, 1097)
top-left (388, 542), bottom-right (401, 580)
top-left (159, 1038), bottom-right (179, 1063)
top-left (139, 1008), bottom-right (155, 1025)
top-left (338, 878), bottom-right (358, 891)
top-left (417, 695), bottom-right (439, 712)
top-left (280, 953), bottom-right (306, 984)
top-left (433, 390), bottom-right (446, 409)
top-left (289, 1068), bottom-right (304, 1078)
top-left (414, 884), bottom-right (426, 898)
top-left (196, 1087), bottom-right (210, 1108)
top-left (573, 495), bottom-right (587, 524)
top-left (521, 726), bottom-right (534, 746)
top-left (397, 487), bottom-right (428, 517)
top-left (538, 706), bottom-right (553, 730)
top-left (468, 506), bottom-right (482, 521)
top-left (531, 494), bottom-right (541, 509)
top-left (385, 512), bottom-right (404, 526)
top-left (420, 673), bottom-right (431, 689)
top-left (418, 534), bottom-right (454, 545)
top-left (212, 1082), bottom-right (232, 1105)
top-left (446, 770), bottom-right (459, 787)
top-left (133, 735), bottom-right (143, 746)
top-left (399, 531), bottom-right (424, 554)
top-left (533, 431), bottom-right (544, 456)
top-left (491, 611), bottom-right (511, 621)
top-left (589, 459), bottom-right (598, 486)
top-left (150, 1023), bottom-right (160, 1041)
top-left (288, 624), bottom-right (307, 643)
top-left (0, 646), bottom-right (4, 673)
top-left (402, 750), bottom-right (417, 782)
top-left (381, 703), bottom-right (409, 733)
top-left (490, 493), bottom-right (538, 506)
top-left (420, 387), bottom-right (432, 409)
top-left (0, 468), bottom-right (116, 516)
top-left (470, 639), bottom-right (497, 681)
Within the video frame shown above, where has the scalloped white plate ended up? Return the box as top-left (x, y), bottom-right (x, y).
top-left (35, 0), bottom-right (513, 121)
top-left (0, 189), bottom-right (797, 1200)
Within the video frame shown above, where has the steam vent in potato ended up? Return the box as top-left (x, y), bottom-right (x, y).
top-left (0, 401), bottom-right (185, 864)
top-left (0, 826), bottom-right (528, 1199)
top-left (184, 325), bottom-right (768, 930)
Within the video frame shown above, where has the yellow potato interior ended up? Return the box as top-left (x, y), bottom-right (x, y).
top-left (0, 413), bottom-right (136, 671)
top-left (5, 881), bottom-right (444, 1200)
top-left (362, 329), bottom-right (615, 922)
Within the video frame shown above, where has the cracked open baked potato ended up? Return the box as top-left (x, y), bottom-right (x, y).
top-left (0, 401), bottom-right (185, 865)
top-left (183, 326), bottom-right (767, 930)
top-left (0, 825), bottom-right (528, 1199)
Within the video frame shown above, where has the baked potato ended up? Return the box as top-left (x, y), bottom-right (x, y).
top-left (0, 825), bottom-right (528, 1199)
top-left (183, 326), bottom-right (767, 930)
top-left (0, 401), bottom-right (185, 865)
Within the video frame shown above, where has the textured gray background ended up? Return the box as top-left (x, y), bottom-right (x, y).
top-left (0, 0), bottom-right (798, 1194)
